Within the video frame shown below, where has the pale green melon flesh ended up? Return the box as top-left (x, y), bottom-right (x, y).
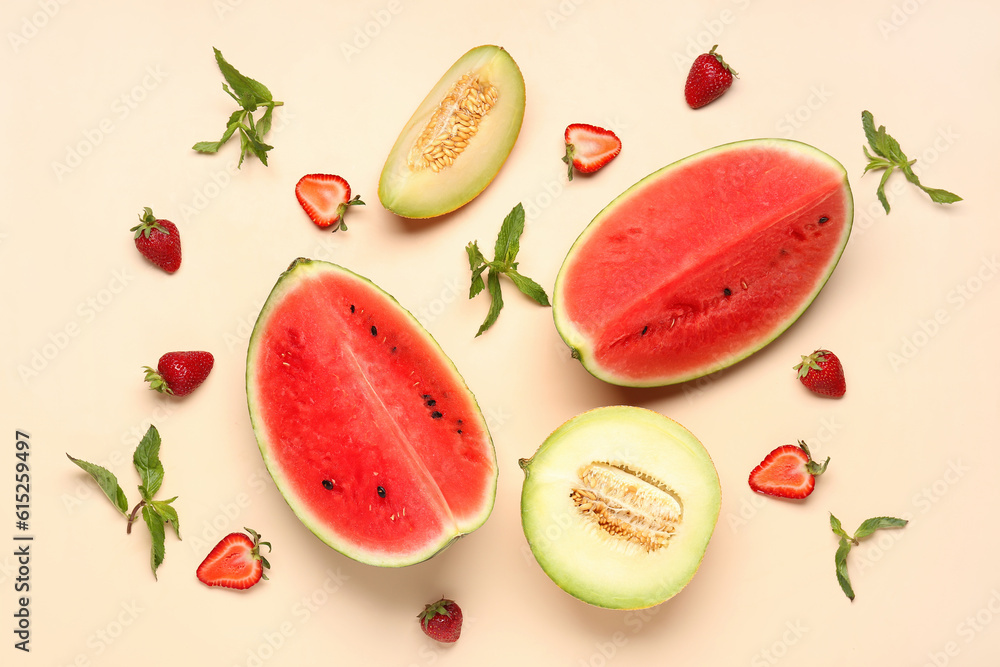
top-left (520, 407), bottom-right (721, 609)
top-left (378, 45), bottom-right (525, 219)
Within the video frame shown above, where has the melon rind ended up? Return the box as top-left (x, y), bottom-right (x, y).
top-left (246, 259), bottom-right (497, 567)
top-left (520, 406), bottom-right (721, 609)
top-left (378, 44), bottom-right (526, 219)
top-left (552, 138), bottom-right (854, 387)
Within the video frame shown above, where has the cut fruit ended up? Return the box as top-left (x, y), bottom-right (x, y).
top-left (553, 138), bottom-right (853, 387)
top-left (246, 259), bottom-right (497, 567)
top-left (378, 45), bottom-right (525, 219)
top-left (520, 406), bottom-right (721, 609)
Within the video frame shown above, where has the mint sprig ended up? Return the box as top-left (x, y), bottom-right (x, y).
top-left (829, 512), bottom-right (907, 601)
top-left (466, 203), bottom-right (550, 337)
top-left (193, 47), bottom-right (284, 167)
top-left (67, 425), bottom-right (181, 579)
top-left (861, 110), bottom-right (962, 214)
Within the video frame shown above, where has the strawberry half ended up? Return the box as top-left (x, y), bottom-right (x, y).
top-left (131, 207), bottom-right (182, 273)
top-left (562, 124), bottom-right (621, 181)
top-left (684, 45), bottom-right (738, 109)
top-left (295, 173), bottom-right (364, 231)
top-left (794, 349), bottom-right (846, 398)
top-left (418, 598), bottom-right (463, 643)
top-left (749, 441), bottom-right (830, 500)
top-left (143, 351), bottom-right (214, 397)
top-left (196, 528), bottom-right (271, 590)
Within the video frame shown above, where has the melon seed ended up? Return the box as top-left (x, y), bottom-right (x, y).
top-left (322, 479), bottom-right (334, 490)
top-left (377, 485), bottom-right (386, 498)
top-left (818, 216), bottom-right (829, 224)
top-left (371, 325), bottom-right (378, 336)
top-left (431, 411), bottom-right (443, 419)
top-left (406, 73), bottom-right (500, 173)
top-left (570, 462), bottom-right (682, 553)
top-left (723, 287), bottom-right (732, 296)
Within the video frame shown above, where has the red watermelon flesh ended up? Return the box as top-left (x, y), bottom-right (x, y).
top-left (553, 139), bottom-right (853, 386)
top-left (247, 259), bottom-right (497, 566)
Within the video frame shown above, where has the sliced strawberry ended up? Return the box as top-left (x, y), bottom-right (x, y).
top-left (562, 124), bottom-right (621, 181)
top-left (295, 173), bottom-right (364, 231)
top-left (196, 527), bottom-right (271, 590)
top-left (749, 441), bottom-right (830, 500)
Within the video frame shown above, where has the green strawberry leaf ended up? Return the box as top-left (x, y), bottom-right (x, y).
top-left (853, 516), bottom-right (908, 541)
top-left (67, 455), bottom-right (129, 515)
top-left (142, 504), bottom-right (166, 579)
top-left (834, 537), bottom-right (855, 601)
top-left (133, 425), bottom-right (164, 501)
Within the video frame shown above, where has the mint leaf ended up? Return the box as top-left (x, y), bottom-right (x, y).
top-left (494, 203), bottom-right (525, 266)
top-left (829, 512), bottom-right (852, 542)
top-left (861, 110), bottom-right (962, 214)
top-left (830, 513), bottom-right (907, 600)
top-left (834, 537), bottom-right (855, 601)
top-left (853, 516), bottom-right (908, 541)
top-left (150, 497), bottom-right (181, 540)
top-left (67, 455), bottom-right (129, 515)
top-left (507, 269), bottom-right (551, 306)
top-left (133, 425), bottom-right (164, 501)
top-left (142, 505), bottom-right (166, 579)
top-left (476, 270), bottom-right (504, 337)
top-left (195, 48), bottom-right (283, 168)
top-left (466, 203), bottom-right (550, 336)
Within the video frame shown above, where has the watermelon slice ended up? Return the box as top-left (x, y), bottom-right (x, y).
top-left (553, 138), bottom-right (853, 387)
top-left (246, 259), bottom-right (497, 567)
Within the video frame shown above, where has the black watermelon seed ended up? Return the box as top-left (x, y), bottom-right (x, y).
top-left (457, 429), bottom-right (463, 434)
top-left (641, 326), bottom-right (648, 336)
top-left (370, 325), bottom-right (377, 336)
top-left (819, 216), bottom-right (829, 224)
top-left (322, 479), bottom-right (334, 490)
top-left (425, 399), bottom-right (436, 407)
top-left (456, 419), bottom-right (463, 425)
top-left (391, 347), bottom-right (397, 353)
top-left (350, 304), bottom-right (356, 313)
top-left (431, 411), bottom-right (443, 419)
top-left (723, 287), bottom-right (732, 296)
top-left (377, 485), bottom-right (386, 498)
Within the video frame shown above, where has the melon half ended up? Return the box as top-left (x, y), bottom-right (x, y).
top-left (520, 407), bottom-right (721, 609)
top-left (246, 259), bottom-right (497, 567)
top-left (553, 138), bottom-right (854, 387)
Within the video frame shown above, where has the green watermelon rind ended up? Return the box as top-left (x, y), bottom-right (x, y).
top-left (553, 138), bottom-right (854, 388)
top-left (246, 258), bottom-right (498, 567)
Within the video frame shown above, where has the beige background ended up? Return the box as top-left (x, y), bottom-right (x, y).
top-left (3, 0), bottom-right (999, 665)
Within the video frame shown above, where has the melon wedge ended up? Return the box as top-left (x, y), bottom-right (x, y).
top-left (378, 44), bottom-right (525, 218)
top-left (520, 407), bottom-right (721, 609)
top-left (246, 259), bottom-right (497, 567)
top-left (553, 138), bottom-right (853, 387)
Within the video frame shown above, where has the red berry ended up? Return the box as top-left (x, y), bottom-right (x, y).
top-left (418, 598), bottom-right (463, 643)
top-left (295, 174), bottom-right (365, 231)
top-left (197, 528), bottom-right (271, 590)
top-left (794, 349), bottom-right (846, 397)
top-left (749, 441), bottom-right (830, 500)
top-left (562, 124), bottom-right (622, 181)
top-left (684, 45), bottom-right (737, 109)
top-left (131, 207), bottom-right (182, 273)
top-left (143, 351), bottom-right (214, 396)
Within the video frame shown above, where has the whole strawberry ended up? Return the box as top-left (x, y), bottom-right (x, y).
top-left (143, 351), bottom-right (214, 396)
top-left (794, 349), bottom-right (846, 397)
top-left (684, 45), bottom-right (738, 109)
top-left (418, 598), bottom-right (462, 643)
top-left (131, 207), bottom-right (182, 273)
